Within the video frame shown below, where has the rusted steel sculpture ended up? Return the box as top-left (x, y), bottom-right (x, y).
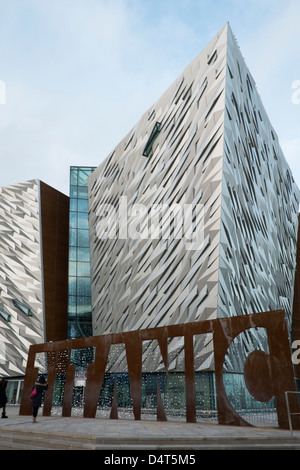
top-left (19, 310), bottom-right (300, 429)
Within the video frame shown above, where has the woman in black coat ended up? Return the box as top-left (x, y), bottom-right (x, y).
top-left (30, 375), bottom-right (48, 423)
top-left (0, 377), bottom-right (8, 418)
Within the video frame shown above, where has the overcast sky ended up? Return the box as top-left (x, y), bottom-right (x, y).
top-left (0, 0), bottom-right (299, 196)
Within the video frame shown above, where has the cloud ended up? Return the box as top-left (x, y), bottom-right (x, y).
top-left (0, 0), bottom-right (299, 193)
top-left (232, 0), bottom-right (300, 188)
top-left (0, 0), bottom-right (138, 192)
top-left (0, 0), bottom-right (205, 194)
top-left (240, 0), bottom-right (300, 89)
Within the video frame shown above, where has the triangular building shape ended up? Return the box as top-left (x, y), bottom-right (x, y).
top-left (89, 23), bottom-right (300, 373)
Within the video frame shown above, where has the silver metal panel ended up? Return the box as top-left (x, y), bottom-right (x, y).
top-left (88, 24), bottom-right (300, 373)
top-left (219, 27), bottom-right (300, 371)
top-left (0, 180), bottom-right (45, 376)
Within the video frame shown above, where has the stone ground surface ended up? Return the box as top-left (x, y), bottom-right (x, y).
top-left (0, 405), bottom-right (299, 451)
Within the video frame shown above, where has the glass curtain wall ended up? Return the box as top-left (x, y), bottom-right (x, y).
top-left (68, 167), bottom-right (96, 339)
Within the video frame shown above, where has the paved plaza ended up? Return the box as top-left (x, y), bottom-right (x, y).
top-left (0, 405), bottom-right (300, 450)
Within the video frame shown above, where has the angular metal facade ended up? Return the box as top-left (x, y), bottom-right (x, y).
top-left (219, 27), bottom-right (300, 371)
top-left (88, 24), bottom-right (300, 373)
top-left (0, 180), bottom-right (69, 377)
top-left (0, 180), bottom-right (44, 377)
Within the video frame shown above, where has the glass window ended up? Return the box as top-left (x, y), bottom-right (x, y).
top-left (0, 309), bottom-right (11, 322)
top-left (77, 278), bottom-right (91, 297)
top-left (70, 198), bottom-right (77, 212)
top-left (70, 168), bottom-right (78, 185)
top-left (77, 247), bottom-right (90, 262)
top-left (143, 122), bottom-right (161, 157)
top-left (68, 277), bottom-right (77, 296)
top-left (77, 229), bottom-right (89, 247)
top-left (78, 212), bottom-right (89, 229)
top-left (77, 262), bottom-right (90, 277)
top-left (70, 186), bottom-right (78, 198)
top-left (69, 228), bottom-right (77, 246)
top-left (68, 296), bottom-right (77, 314)
top-left (68, 261), bottom-right (76, 276)
top-left (78, 199), bottom-right (88, 213)
top-left (77, 296), bottom-right (92, 314)
top-left (69, 246), bottom-right (77, 261)
top-left (68, 166), bottom-right (96, 340)
top-left (78, 186), bottom-right (88, 198)
top-left (78, 169), bottom-right (93, 186)
top-left (69, 212), bottom-right (78, 229)
top-left (13, 299), bottom-right (32, 316)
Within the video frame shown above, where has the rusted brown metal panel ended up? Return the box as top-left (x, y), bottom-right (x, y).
top-left (40, 181), bottom-right (69, 342)
top-left (20, 310), bottom-right (300, 429)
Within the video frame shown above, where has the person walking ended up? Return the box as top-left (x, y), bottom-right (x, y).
top-left (30, 375), bottom-right (48, 423)
top-left (0, 377), bottom-right (8, 418)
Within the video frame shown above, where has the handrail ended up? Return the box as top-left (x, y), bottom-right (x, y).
top-left (285, 391), bottom-right (300, 437)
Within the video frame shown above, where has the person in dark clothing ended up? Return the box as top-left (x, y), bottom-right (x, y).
top-left (0, 377), bottom-right (8, 418)
top-left (30, 375), bottom-right (48, 423)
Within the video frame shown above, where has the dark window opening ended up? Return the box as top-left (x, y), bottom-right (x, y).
top-left (143, 122), bottom-right (162, 157)
top-left (13, 299), bottom-right (32, 316)
top-left (207, 50), bottom-right (218, 65)
top-left (0, 309), bottom-right (11, 322)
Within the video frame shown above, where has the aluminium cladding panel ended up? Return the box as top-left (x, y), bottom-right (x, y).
top-left (88, 24), bottom-right (231, 372)
top-left (220, 28), bottom-right (300, 323)
top-left (219, 28), bottom-right (300, 372)
top-left (0, 180), bottom-right (45, 377)
top-left (89, 23), bottom-right (300, 375)
top-left (0, 180), bottom-right (69, 377)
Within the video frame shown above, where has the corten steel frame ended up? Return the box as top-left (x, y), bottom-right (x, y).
top-left (20, 310), bottom-right (300, 429)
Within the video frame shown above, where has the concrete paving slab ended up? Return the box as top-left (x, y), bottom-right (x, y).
top-left (1, 406), bottom-right (300, 450)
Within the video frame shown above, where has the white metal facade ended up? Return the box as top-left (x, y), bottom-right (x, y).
top-left (88, 24), bottom-right (300, 373)
top-left (0, 180), bottom-right (45, 377)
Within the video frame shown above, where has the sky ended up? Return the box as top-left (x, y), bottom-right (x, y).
top-left (0, 0), bottom-right (299, 196)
